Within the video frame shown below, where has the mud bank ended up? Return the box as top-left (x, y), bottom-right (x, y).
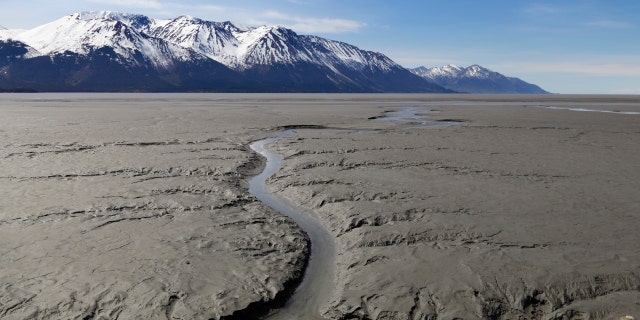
top-left (0, 93), bottom-right (638, 319)
top-left (262, 97), bottom-right (640, 319)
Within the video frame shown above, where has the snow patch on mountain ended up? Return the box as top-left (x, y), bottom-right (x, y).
top-left (463, 65), bottom-right (492, 79)
top-left (412, 64), bottom-right (464, 78)
top-left (412, 64), bottom-right (496, 79)
top-left (307, 36), bottom-right (396, 71)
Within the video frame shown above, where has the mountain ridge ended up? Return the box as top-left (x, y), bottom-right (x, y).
top-left (0, 11), bottom-right (449, 93)
top-left (409, 64), bottom-right (548, 94)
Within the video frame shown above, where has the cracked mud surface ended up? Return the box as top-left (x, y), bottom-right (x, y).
top-left (1, 93), bottom-right (639, 320)
top-left (262, 97), bottom-right (640, 319)
top-left (0, 96), bottom-right (318, 320)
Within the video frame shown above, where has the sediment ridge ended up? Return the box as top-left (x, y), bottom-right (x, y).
top-left (263, 103), bottom-right (640, 319)
top-left (1, 93), bottom-right (638, 319)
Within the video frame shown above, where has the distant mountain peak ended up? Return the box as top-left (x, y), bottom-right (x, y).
top-left (175, 15), bottom-right (202, 23)
top-left (75, 11), bottom-right (154, 30)
top-left (409, 64), bottom-right (548, 94)
top-left (461, 64), bottom-right (494, 79)
top-left (411, 64), bottom-right (466, 78)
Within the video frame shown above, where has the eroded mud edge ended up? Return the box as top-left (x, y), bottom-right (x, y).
top-left (218, 134), bottom-right (313, 320)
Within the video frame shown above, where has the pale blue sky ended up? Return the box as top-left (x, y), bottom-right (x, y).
top-left (1, 0), bottom-right (639, 94)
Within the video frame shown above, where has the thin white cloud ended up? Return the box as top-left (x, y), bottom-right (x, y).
top-left (80, 2), bottom-right (362, 33)
top-left (391, 55), bottom-right (465, 68)
top-left (166, 3), bottom-right (225, 12)
top-left (494, 60), bottom-right (640, 77)
top-left (586, 20), bottom-right (634, 29)
top-left (385, 47), bottom-right (487, 69)
top-left (82, 1), bottom-right (230, 21)
top-left (260, 10), bottom-right (365, 34)
top-left (289, 18), bottom-right (365, 33)
top-left (87, 0), bottom-right (163, 9)
top-left (262, 11), bottom-right (289, 20)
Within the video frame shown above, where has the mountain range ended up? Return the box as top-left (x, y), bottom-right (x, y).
top-left (0, 12), bottom-right (448, 93)
top-left (409, 64), bottom-right (548, 94)
top-left (0, 12), bottom-right (547, 93)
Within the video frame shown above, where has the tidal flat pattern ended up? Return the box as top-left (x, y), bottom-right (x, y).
top-left (0, 93), bottom-right (638, 320)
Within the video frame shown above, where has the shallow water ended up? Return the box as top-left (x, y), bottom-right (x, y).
top-left (249, 131), bottom-right (335, 320)
top-left (539, 105), bottom-right (640, 115)
top-left (375, 106), bottom-right (466, 128)
top-left (247, 107), bottom-right (466, 318)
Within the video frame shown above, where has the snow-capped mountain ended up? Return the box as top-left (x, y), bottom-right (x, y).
top-left (10, 13), bottom-right (201, 69)
top-left (410, 64), bottom-right (548, 94)
top-left (0, 11), bottom-right (447, 92)
top-left (146, 15), bottom-right (244, 68)
top-left (84, 12), bottom-right (399, 72)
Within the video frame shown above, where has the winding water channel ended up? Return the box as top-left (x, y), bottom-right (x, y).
top-left (249, 130), bottom-right (335, 320)
top-left (247, 107), bottom-right (464, 319)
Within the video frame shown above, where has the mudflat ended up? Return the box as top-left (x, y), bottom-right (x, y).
top-left (0, 93), bottom-right (638, 320)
